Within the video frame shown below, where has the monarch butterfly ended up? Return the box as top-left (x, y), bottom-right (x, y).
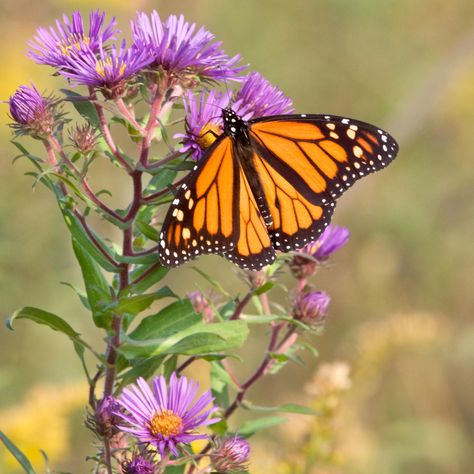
top-left (158, 108), bottom-right (398, 270)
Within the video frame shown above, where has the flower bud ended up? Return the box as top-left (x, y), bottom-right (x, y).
top-left (121, 454), bottom-right (156, 474)
top-left (9, 84), bottom-right (57, 138)
top-left (248, 270), bottom-right (267, 290)
top-left (293, 291), bottom-right (330, 326)
top-left (95, 395), bottom-right (121, 437)
top-left (69, 123), bottom-right (98, 154)
top-left (188, 291), bottom-right (214, 323)
top-left (212, 436), bottom-right (250, 474)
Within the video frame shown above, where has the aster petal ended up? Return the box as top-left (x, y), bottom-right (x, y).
top-left (152, 375), bottom-right (168, 410)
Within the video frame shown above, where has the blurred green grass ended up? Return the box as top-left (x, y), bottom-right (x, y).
top-left (0, 0), bottom-right (473, 472)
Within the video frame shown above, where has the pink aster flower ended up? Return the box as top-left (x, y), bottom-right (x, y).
top-left (116, 374), bottom-right (220, 457)
top-left (28, 10), bottom-right (118, 69)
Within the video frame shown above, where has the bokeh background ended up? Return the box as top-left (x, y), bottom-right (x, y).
top-left (1, 0), bottom-right (473, 472)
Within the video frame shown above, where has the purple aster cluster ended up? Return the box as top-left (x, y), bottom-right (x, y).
top-left (121, 454), bottom-right (156, 474)
top-left (28, 10), bottom-right (118, 68)
top-left (115, 373), bottom-right (219, 457)
top-left (131, 11), bottom-right (244, 82)
top-left (178, 71), bottom-right (293, 160)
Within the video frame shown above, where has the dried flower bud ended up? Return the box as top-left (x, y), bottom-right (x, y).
top-left (247, 270), bottom-right (267, 290)
top-left (95, 395), bottom-right (121, 437)
top-left (188, 290), bottom-right (214, 323)
top-left (293, 291), bottom-right (330, 326)
top-left (212, 436), bottom-right (250, 473)
top-left (9, 84), bottom-right (58, 138)
top-left (69, 123), bottom-right (98, 154)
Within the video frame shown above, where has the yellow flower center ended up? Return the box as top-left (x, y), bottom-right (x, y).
top-left (149, 409), bottom-right (183, 437)
top-left (58, 35), bottom-right (90, 56)
top-left (196, 122), bottom-right (222, 150)
top-left (95, 59), bottom-right (126, 78)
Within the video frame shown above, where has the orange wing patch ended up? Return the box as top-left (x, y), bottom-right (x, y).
top-left (223, 164), bottom-right (275, 270)
top-left (159, 137), bottom-right (238, 267)
top-left (252, 152), bottom-right (330, 251)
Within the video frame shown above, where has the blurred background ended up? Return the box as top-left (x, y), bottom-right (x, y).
top-left (1, 0), bottom-right (473, 472)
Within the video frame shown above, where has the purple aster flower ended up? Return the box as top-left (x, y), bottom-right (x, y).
top-left (28, 10), bottom-right (118, 69)
top-left (177, 72), bottom-right (293, 159)
top-left (212, 436), bottom-right (251, 473)
top-left (121, 454), bottom-right (156, 474)
top-left (9, 83), bottom-right (57, 137)
top-left (59, 41), bottom-right (152, 97)
top-left (289, 224), bottom-right (350, 279)
top-left (232, 71), bottom-right (294, 120)
top-left (293, 291), bottom-right (330, 326)
top-left (176, 90), bottom-right (230, 160)
top-left (116, 373), bottom-right (220, 457)
top-left (131, 11), bottom-right (244, 82)
top-left (303, 224), bottom-right (350, 262)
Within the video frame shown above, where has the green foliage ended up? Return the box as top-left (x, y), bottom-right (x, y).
top-left (0, 431), bottom-right (36, 474)
top-left (120, 300), bottom-right (249, 358)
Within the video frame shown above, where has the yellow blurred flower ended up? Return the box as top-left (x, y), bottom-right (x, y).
top-left (0, 381), bottom-right (86, 472)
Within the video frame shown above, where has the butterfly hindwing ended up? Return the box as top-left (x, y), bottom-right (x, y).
top-left (158, 138), bottom-right (240, 267)
top-left (222, 163), bottom-right (275, 270)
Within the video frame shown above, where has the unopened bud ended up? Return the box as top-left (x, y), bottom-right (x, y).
top-left (69, 123), bottom-right (98, 154)
top-left (212, 436), bottom-right (250, 474)
top-left (95, 395), bottom-right (121, 437)
top-left (188, 291), bottom-right (214, 323)
top-left (293, 291), bottom-right (330, 326)
top-left (9, 84), bottom-right (58, 138)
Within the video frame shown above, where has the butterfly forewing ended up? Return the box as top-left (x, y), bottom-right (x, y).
top-left (250, 114), bottom-right (398, 201)
top-left (158, 138), bottom-right (240, 267)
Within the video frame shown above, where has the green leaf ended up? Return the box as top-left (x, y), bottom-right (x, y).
top-left (120, 301), bottom-right (249, 358)
top-left (129, 264), bottom-right (169, 294)
top-left (164, 466), bottom-right (185, 474)
top-left (252, 281), bottom-right (275, 296)
top-left (61, 89), bottom-right (100, 128)
top-left (191, 267), bottom-right (231, 297)
top-left (116, 253), bottom-right (158, 265)
top-left (61, 208), bottom-right (118, 272)
top-left (211, 361), bottom-right (231, 409)
top-left (110, 286), bottom-right (175, 317)
top-left (210, 418), bottom-right (228, 436)
top-left (72, 238), bottom-right (114, 328)
top-left (6, 306), bottom-right (99, 360)
top-left (237, 416), bottom-right (287, 438)
top-left (61, 281), bottom-right (90, 310)
top-left (146, 167), bottom-right (178, 193)
top-left (118, 355), bottom-right (166, 389)
top-left (242, 401), bottom-right (318, 415)
top-left (163, 355), bottom-right (178, 380)
top-left (0, 431), bottom-right (36, 473)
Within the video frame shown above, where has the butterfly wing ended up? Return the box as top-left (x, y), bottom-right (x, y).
top-left (248, 114), bottom-right (398, 251)
top-left (158, 135), bottom-right (275, 270)
top-left (222, 162), bottom-right (275, 270)
top-left (158, 137), bottom-right (240, 267)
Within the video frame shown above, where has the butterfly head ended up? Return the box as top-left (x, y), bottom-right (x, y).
top-left (222, 107), bottom-right (249, 142)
